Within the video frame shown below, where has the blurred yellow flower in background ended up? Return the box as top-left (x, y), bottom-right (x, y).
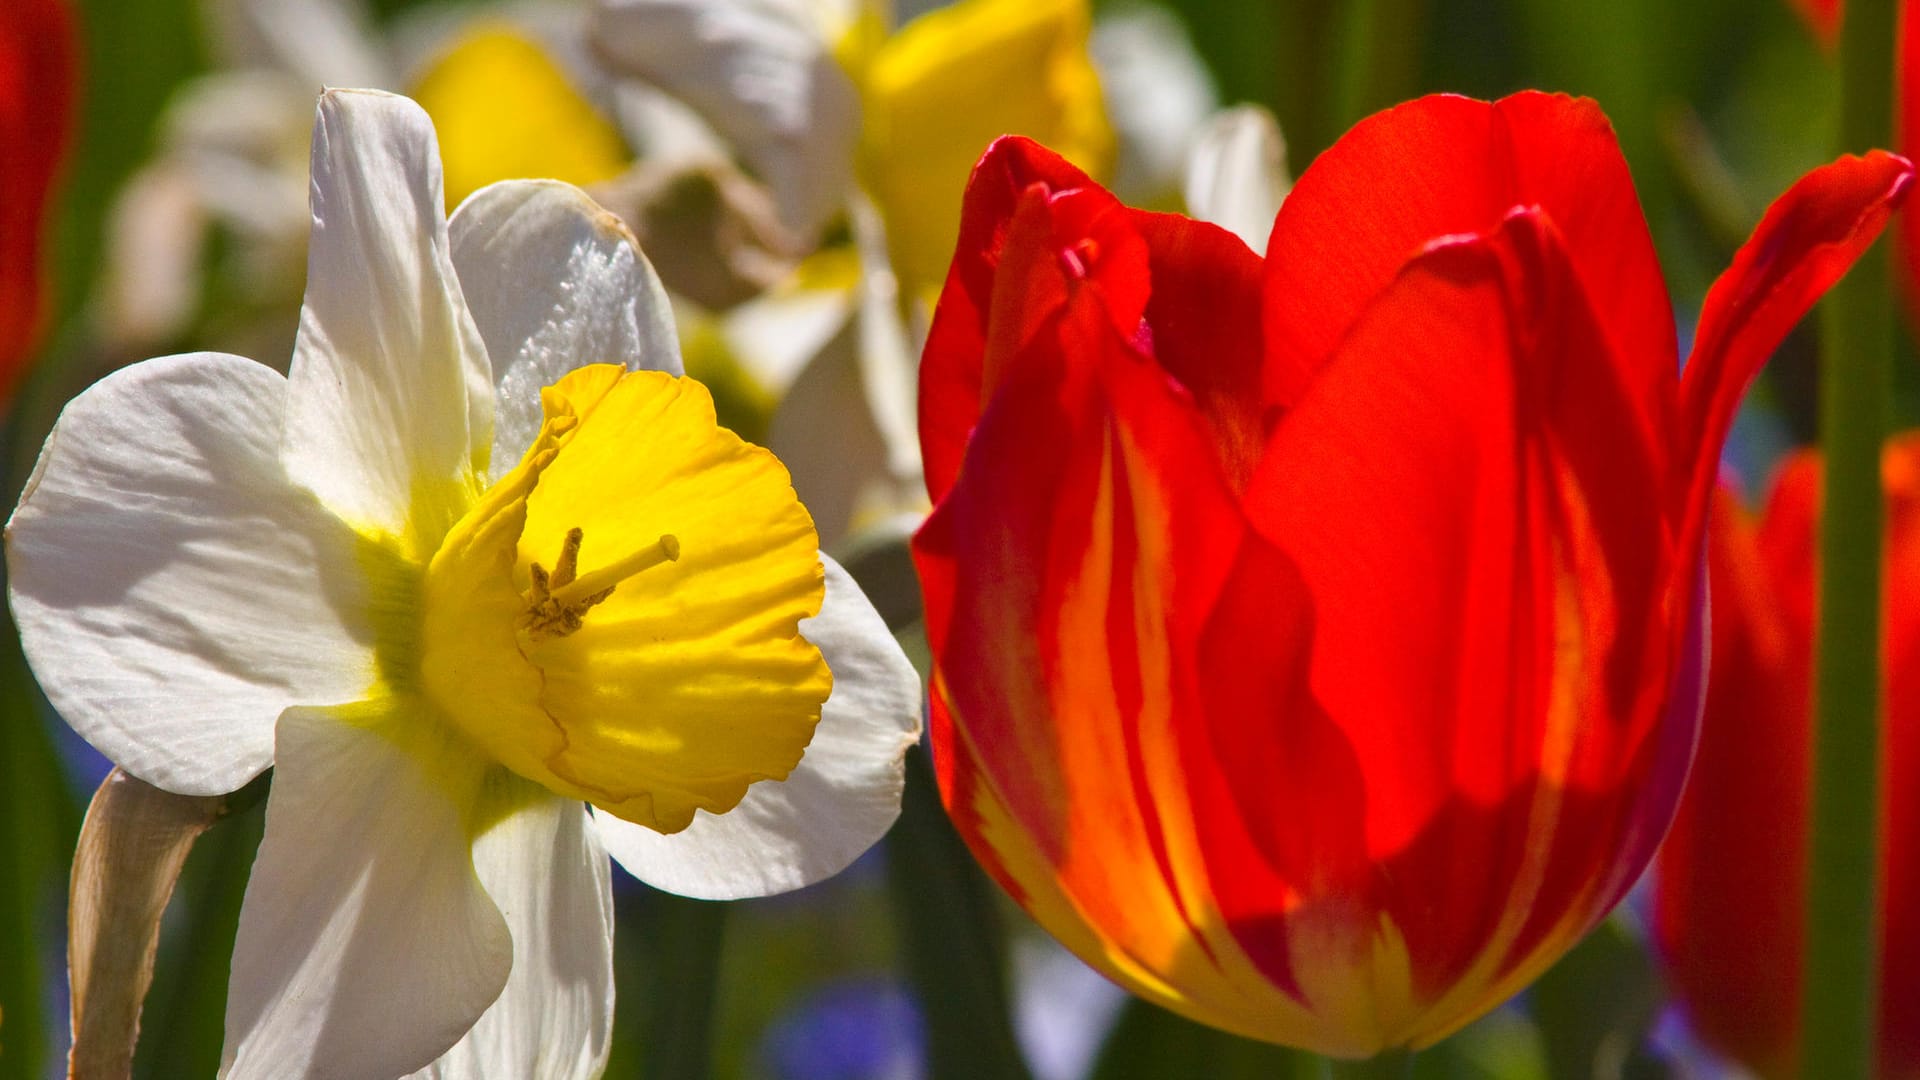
top-left (412, 22), bottom-right (630, 208)
top-left (850, 0), bottom-right (1111, 292)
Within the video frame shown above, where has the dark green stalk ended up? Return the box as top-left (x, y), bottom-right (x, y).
top-left (885, 747), bottom-right (1031, 1080)
top-left (1803, 0), bottom-right (1898, 1074)
top-left (639, 892), bottom-right (728, 1080)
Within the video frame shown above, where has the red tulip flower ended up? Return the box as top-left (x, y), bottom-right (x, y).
top-left (1655, 447), bottom-right (1920, 1079)
top-left (910, 91), bottom-right (1910, 1055)
top-left (0, 0), bottom-right (77, 400)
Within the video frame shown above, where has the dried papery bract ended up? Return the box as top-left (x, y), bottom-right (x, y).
top-left (67, 769), bottom-right (230, 1080)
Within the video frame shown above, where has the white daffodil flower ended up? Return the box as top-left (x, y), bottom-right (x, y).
top-left (8, 88), bottom-right (922, 1079)
top-left (1089, 2), bottom-right (1218, 205)
top-left (1182, 103), bottom-right (1291, 256)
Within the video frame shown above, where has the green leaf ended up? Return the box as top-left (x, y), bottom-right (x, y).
top-left (0, 626), bottom-right (79, 1080)
top-left (1529, 918), bottom-right (1667, 1080)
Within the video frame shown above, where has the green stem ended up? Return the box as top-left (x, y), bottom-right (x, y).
top-left (885, 747), bottom-right (1032, 1080)
top-left (639, 892), bottom-right (728, 1080)
top-left (1322, 1049), bottom-right (1414, 1080)
top-left (1804, 0), bottom-right (1898, 1075)
top-left (1327, 0), bottom-right (1380, 139)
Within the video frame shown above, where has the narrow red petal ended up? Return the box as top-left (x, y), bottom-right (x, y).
top-left (1675, 150), bottom-right (1913, 563)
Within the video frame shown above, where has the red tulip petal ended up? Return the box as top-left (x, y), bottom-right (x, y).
top-left (1130, 210), bottom-right (1270, 487)
top-left (914, 265), bottom-right (1354, 1044)
top-left (916, 292), bottom-right (1244, 870)
top-left (1676, 149), bottom-right (1912, 562)
top-left (920, 136), bottom-right (1108, 503)
top-left (1262, 92), bottom-right (1676, 427)
top-left (0, 0), bottom-right (77, 399)
top-left (1245, 207), bottom-right (1683, 1008)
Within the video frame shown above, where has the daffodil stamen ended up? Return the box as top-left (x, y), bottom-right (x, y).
top-left (519, 528), bottom-right (682, 642)
top-left (549, 532), bottom-right (682, 606)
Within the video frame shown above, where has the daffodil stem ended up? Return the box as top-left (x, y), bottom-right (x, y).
top-left (639, 891), bottom-right (727, 1080)
top-left (885, 747), bottom-right (1033, 1080)
top-left (1803, 0), bottom-right (1897, 1073)
top-left (1321, 1049), bottom-right (1414, 1079)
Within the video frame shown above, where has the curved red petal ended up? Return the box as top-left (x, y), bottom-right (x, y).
top-left (1262, 91), bottom-right (1676, 423)
top-left (1676, 150), bottom-right (1913, 564)
top-left (1129, 210), bottom-right (1269, 487)
top-left (0, 0), bottom-right (77, 399)
top-left (1246, 207), bottom-right (1685, 1010)
top-left (912, 267), bottom-right (1346, 1038)
top-left (920, 136), bottom-right (1106, 503)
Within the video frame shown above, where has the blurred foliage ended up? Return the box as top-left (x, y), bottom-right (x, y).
top-left (5, 0), bottom-right (1910, 1076)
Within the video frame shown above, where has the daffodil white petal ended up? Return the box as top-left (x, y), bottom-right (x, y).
top-left (413, 790), bottom-right (614, 1080)
top-left (448, 178), bottom-right (681, 478)
top-left (223, 0), bottom-right (390, 90)
top-left (595, 555), bottom-right (921, 899)
top-left (592, 0), bottom-right (860, 240)
top-left (222, 704), bottom-right (511, 1080)
top-left (282, 88), bottom-right (493, 538)
top-left (1182, 104), bottom-right (1290, 256)
top-left (767, 327), bottom-right (890, 549)
top-left (6, 353), bottom-right (372, 797)
top-left (1091, 4), bottom-right (1218, 201)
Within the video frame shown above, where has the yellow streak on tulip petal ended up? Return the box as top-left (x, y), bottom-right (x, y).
top-left (856, 0), bottom-right (1112, 294)
top-left (411, 23), bottom-right (629, 210)
top-left (946, 671), bottom-right (1343, 1051)
top-left (948, 424), bottom-right (1363, 1053)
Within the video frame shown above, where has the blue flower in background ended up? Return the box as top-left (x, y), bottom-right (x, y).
top-left (762, 978), bottom-right (926, 1080)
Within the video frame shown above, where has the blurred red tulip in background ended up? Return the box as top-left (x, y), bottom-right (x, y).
top-left (1655, 446), bottom-right (1920, 1080)
top-left (0, 0), bottom-right (76, 401)
top-left (1794, 0), bottom-right (1845, 46)
top-left (911, 92), bottom-right (1910, 1057)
